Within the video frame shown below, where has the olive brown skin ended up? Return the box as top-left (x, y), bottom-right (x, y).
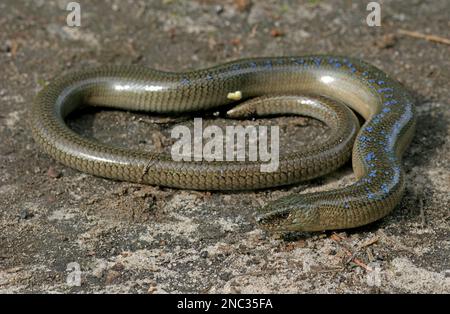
top-left (30, 56), bottom-right (416, 232)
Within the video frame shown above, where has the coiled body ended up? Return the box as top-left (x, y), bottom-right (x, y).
top-left (30, 56), bottom-right (416, 232)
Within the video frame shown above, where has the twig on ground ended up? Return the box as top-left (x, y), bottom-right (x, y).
top-left (359, 236), bottom-right (380, 248)
top-left (377, 230), bottom-right (415, 254)
top-left (398, 29), bottom-right (450, 45)
top-left (366, 247), bottom-right (375, 262)
top-left (330, 233), bottom-right (373, 272)
top-left (419, 197), bottom-right (426, 227)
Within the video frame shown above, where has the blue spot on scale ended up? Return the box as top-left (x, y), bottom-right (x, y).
top-left (313, 57), bottom-right (322, 66)
top-left (365, 151), bottom-right (376, 162)
top-left (369, 170), bottom-right (377, 178)
top-left (359, 135), bottom-right (370, 142)
top-left (180, 77), bottom-right (190, 85)
top-left (334, 63), bottom-right (342, 68)
top-left (381, 183), bottom-right (389, 194)
top-left (378, 87), bottom-right (394, 94)
top-left (366, 126), bottom-right (374, 132)
top-left (264, 60), bottom-right (272, 68)
top-left (249, 62), bottom-right (257, 68)
top-left (384, 100), bottom-right (397, 106)
top-left (382, 107), bottom-right (391, 113)
top-left (328, 57), bottom-right (337, 64)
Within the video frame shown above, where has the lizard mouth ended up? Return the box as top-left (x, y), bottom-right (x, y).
top-left (256, 208), bottom-right (293, 232)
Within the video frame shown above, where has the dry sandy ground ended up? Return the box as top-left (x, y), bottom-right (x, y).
top-left (0, 0), bottom-right (449, 293)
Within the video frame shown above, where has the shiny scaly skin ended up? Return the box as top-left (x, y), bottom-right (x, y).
top-left (30, 56), bottom-right (416, 232)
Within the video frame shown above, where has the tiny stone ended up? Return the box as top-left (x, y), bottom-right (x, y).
top-left (234, 0), bottom-right (252, 12)
top-left (1, 40), bottom-right (12, 53)
top-left (215, 5), bottom-right (224, 15)
top-left (111, 262), bottom-right (125, 271)
top-left (296, 240), bottom-right (307, 248)
top-left (18, 208), bottom-right (33, 220)
top-left (105, 270), bottom-right (120, 284)
top-left (47, 166), bottom-right (62, 178)
top-left (219, 272), bottom-right (232, 281)
top-left (376, 34), bottom-right (397, 49)
top-left (200, 251), bottom-right (208, 258)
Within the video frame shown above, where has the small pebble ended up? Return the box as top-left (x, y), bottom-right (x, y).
top-left (105, 270), bottom-right (120, 284)
top-left (18, 208), bottom-right (33, 220)
top-left (215, 5), bottom-right (224, 15)
top-left (234, 0), bottom-right (252, 12)
top-left (47, 166), bottom-right (62, 178)
top-left (270, 28), bottom-right (285, 37)
top-left (111, 262), bottom-right (125, 271)
top-left (376, 34), bottom-right (397, 49)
